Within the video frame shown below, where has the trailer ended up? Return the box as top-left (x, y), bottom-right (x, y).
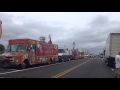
top-left (105, 33), bottom-right (120, 67)
top-left (0, 37), bottom-right (58, 69)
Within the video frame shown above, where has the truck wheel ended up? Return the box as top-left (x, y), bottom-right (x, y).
top-left (20, 61), bottom-right (28, 69)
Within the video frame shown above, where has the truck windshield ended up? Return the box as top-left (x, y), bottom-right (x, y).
top-left (58, 49), bottom-right (65, 53)
top-left (6, 44), bottom-right (27, 52)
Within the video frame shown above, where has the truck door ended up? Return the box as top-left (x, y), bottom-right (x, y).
top-left (32, 44), bottom-right (36, 62)
top-left (28, 44), bottom-right (36, 64)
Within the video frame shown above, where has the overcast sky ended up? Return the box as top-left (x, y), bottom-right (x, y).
top-left (1, 12), bottom-right (120, 54)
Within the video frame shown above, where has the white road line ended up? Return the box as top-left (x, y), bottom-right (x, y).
top-left (0, 61), bottom-right (74, 75)
top-left (0, 60), bottom-right (84, 75)
top-left (111, 68), bottom-right (114, 71)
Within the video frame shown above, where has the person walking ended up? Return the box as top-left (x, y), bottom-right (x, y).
top-left (115, 52), bottom-right (120, 78)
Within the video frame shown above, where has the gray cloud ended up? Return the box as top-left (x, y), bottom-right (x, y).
top-left (1, 12), bottom-right (120, 54)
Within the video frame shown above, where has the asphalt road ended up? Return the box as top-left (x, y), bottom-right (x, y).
top-left (0, 58), bottom-right (115, 78)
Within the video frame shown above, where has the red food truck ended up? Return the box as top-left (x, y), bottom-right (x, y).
top-left (0, 37), bottom-right (58, 69)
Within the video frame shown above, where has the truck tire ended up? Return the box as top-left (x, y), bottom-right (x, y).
top-left (22, 62), bottom-right (28, 69)
top-left (19, 60), bottom-right (29, 69)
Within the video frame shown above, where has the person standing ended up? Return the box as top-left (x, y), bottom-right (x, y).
top-left (115, 52), bottom-right (120, 78)
top-left (36, 42), bottom-right (40, 56)
top-left (29, 44), bottom-right (33, 65)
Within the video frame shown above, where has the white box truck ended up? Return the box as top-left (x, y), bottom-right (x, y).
top-left (105, 33), bottom-right (120, 67)
top-left (58, 46), bottom-right (71, 62)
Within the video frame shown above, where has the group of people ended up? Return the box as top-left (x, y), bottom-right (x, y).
top-left (115, 52), bottom-right (120, 78)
